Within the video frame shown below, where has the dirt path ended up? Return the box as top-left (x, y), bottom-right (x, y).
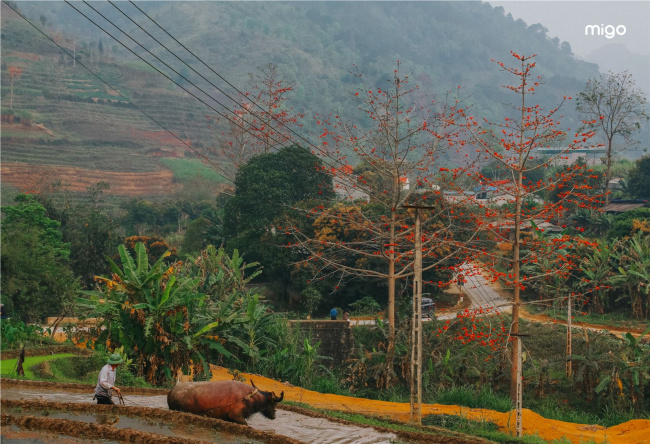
top-left (208, 366), bottom-right (649, 444)
top-left (519, 309), bottom-right (648, 339)
top-left (438, 262), bottom-right (511, 321)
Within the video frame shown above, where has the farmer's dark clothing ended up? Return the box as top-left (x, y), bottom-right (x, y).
top-left (95, 394), bottom-right (115, 405)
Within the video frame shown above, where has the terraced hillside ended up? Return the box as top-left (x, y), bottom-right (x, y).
top-left (2, 1), bottom-right (615, 201)
top-left (0, 162), bottom-right (178, 195)
top-left (1, 4), bottom-right (221, 199)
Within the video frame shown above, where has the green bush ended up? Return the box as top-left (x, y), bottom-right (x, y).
top-left (48, 353), bottom-right (150, 387)
top-left (48, 353), bottom-right (105, 382)
top-left (0, 319), bottom-right (49, 349)
top-left (433, 385), bottom-right (512, 412)
top-left (348, 296), bottom-right (382, 316)
top-left (608, 207), bottom-right (650, 239)
top-left (309, 373), bottom-right (343, 395)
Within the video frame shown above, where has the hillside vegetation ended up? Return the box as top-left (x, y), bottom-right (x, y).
top-left (2, 1), bottom-right (601, 200)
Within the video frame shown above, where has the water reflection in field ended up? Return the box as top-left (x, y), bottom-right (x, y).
top-left (1, 387), bottom-right (398, 444)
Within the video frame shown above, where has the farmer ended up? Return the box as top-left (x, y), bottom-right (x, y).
top-left (94, 353), bottom-right (123, 405)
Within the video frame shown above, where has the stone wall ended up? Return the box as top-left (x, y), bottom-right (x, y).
top-left (288, 320), bottom-right (353, 367)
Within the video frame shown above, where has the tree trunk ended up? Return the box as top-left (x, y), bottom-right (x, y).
top-left (510, 189), bottom-right (521, 402)
top-left (16, 347), bottom-right (26, 376)
top-left (566, 294), bottom-right (572, 378)
top-left (386, 209), bottom-right (396, 388)
top-left (604, 137), bottom-right (613, 205)
top-left (10, 76), bottom-right (14, 109)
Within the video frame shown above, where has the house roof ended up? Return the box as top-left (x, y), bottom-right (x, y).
top-left (602, 200), bottom-right (648, 213)
top-left (497, 219), bottom-right (562, 232)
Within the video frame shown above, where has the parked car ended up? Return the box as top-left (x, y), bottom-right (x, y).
top-left (421, 295), bottom-right (435, 319)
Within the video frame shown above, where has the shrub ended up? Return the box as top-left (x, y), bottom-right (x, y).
top-left (0, 319), bottom-right (47, 349)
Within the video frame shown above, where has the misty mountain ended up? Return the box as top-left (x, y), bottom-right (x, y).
top-left (5, 1), bottom-right (645, 200)
top-left (7, 1), bottom-right (602, 121)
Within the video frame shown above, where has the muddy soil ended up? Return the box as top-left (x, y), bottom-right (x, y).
top-left (247, 410), bottom-right (396, 444)
top-left (0, 384), bottom-right (413, 444)
top-left (1, 423), bottom-right (114, 444)
top-left (1, 385), bottom-right (169, 409)
top-left (2, 399), bottom-right (297, 444)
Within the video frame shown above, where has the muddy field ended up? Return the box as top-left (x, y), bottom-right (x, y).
top-left (2, 380), bottom-right (461, 444)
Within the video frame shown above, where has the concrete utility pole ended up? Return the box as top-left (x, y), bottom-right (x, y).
top-left (409, 207), bottom-right (423, 424)
top-left (566, 295), bottom-right (572, 378)
top-left (516, 336), bottom-right (523, 437)
top-left (509, 331), bottom-right (529, 437)
top-left (402, 203), bottom-right (436, 425)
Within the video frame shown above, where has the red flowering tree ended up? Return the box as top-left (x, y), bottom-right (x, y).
top-left (204, 63), bottom-right (302, 184)
top-left (289, 62), bottom-right (482, 386)
top-left (461, 52), bottom-right (602, 432)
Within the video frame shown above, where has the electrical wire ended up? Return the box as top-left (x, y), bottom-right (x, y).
top-left (110, 0), bottom-right (294, 149)
top-left (66, 0), bottom-right (292, 153)
top-left (73, 0), bottom-right (346, 175)
top-left (1, 1), bottom-right (221, 173)
top-left (125, 0), bottom-right (326, 156)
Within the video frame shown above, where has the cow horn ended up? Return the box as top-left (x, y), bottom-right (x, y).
top-left (250, 379), bottom-right (257, 389)
top-left (276, 391), bottom-right (284, 402)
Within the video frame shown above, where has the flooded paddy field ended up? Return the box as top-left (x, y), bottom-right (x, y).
top-left (0, 381), bottom-right (421, 444)
top-left (2, 399), bottom-right (295, 444)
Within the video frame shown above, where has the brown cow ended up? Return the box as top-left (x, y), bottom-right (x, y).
top-left (167, 379), bottom-right (284, 425)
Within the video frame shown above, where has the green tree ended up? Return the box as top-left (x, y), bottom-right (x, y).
top-left (33, 182), bottom-right (118, 290)
top-left (226, 144), bottom-right (333, 231)
top-left (1, 194), bottom-right (78, 322)
top-left (120, 199), bottom-right (160, 235)
top-left (224, 144), bottom-right (334, 284)
top-left (627, 155), bottom-right (650, 200)
top-left (66, 182), bottom-right (117, 289)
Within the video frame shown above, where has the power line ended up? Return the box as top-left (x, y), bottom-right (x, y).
top-left (0, 0), bottom-right (223, 174)
top-left (66, 0), bottom-right (292, 153)
top-left (98, 0), bottom-right (347, 175)
top-left (110, 0), bottom-right (294, 150)
top-left (125, 0), bottom-right (323, 155)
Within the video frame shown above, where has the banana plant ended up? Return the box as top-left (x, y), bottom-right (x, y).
top-left (189, 245), bottom-right (262, 298)
top-left (79, 242), bottom-right (220, 384)
top-left (612, 233), bottom-right (650, 319)
top-left (595, 327), bottom-right (650, 409)
top-left (576, 239), bottom-right (615, 314)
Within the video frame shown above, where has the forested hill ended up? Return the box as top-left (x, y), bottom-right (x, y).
top-left (2, 1), bottom-right (603, 198)
top-left (20, 1), bottom-right (599, 116)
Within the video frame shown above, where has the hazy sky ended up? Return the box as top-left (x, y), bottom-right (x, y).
top-left (488, 1), bottom-right (650, 57)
